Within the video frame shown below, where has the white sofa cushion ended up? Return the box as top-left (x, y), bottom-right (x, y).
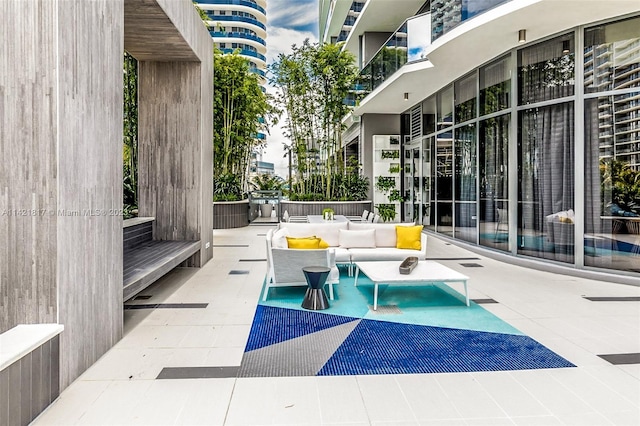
top-left (333, 247), bottom-right (351, 263)
top-left (279, 222), bottom-right (348, 246)
top-left (272, 227), bottom-right (290, 249)
top-left (339, 229), bottom-right (376, 248)
top-left (348, 222), bottom-right (415, 247)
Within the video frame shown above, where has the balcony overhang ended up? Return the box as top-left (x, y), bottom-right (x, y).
top-left (353, 0), bottom-right (640, 116)
top-left (125, 0), bottom-right (211, 62)
top-left (321, 0), bottom-right (354, 43)
top-left (342, 0), bottom-right (424, 57)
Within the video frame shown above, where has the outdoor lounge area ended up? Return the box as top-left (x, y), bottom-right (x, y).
top-left (33, 225), bottom-right (640, 425)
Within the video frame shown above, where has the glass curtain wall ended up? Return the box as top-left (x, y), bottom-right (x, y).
top-left (410, 14), bottom-right (640, 277)
top-left (479, 115), bottom-right (510, 249)
top-left (404, 140), bottom-right (429, 226)
top-left (517, 35), bottom-right (576, 263)
top-left (454, 124), bottom-right (477, 242)
top-left (436, 87), bottom-right (454, 235)
top-left (583, 16), bottom-right (640, 272)
top-left (479, 55), bottom-right (511, 250)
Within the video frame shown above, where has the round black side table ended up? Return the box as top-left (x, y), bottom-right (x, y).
top-left (301, 266), bottom-right (331, 310)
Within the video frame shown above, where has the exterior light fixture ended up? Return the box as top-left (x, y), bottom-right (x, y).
top-left (403, 92), bottom-right (409, 101)
top-left (518, 29), bottom-right (526, 43)
top-left (562, 40), bottom-right (570, 54)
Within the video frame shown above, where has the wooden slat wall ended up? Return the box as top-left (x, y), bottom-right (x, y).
top-left (213, 201), bottom-right (251, 229)
top-left (55, 0), bottom-right (124, 389)
top-left (138, 60), bottom-right (213, 266)
top-left (0, 0), bottom-right (59, 333)
top-left (2, 0), bottom-right (213, 392)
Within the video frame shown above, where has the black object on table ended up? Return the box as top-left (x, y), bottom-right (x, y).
top-left (301, 266), bottom-right (331, 310)
top-left (399, 256), bottom-right (418, 274)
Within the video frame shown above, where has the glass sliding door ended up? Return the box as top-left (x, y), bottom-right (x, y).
top-left (422, 138), bottom-right (432, 227)
top-left (425, 136), bottom-right (436, 231)
top-left (518, 102), bottom-right (575, 262)
top-left (517, 35), bottom-right (576, 263)
top-left (479, 114), bottom-right (509, 250)
top-left (436, 131), bottom-right (454, 235)
top-left (403, 139), bottom-right (422, 224)
top-left (454, 124), bottom-right (477, 243)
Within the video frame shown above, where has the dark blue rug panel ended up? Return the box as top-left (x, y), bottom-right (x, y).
top-left (245, 305), bottom-right (359, 352)
top-left (318, 319), bottom-right (575, 376)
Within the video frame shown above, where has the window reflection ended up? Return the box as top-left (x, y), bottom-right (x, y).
top-left (454, 124), bottom-right (477, 243)
top-left (518, 34), bottom-right (575, 105)
top-left (480, 114), bottom-right (509, 251)
top-left (455, 73), bottom-right (477, 123)
top-left (584, 94), bottom-right (640, 271)
top-left (407, 14), bottom-right (432, 62)
top-left (436, 131), bottom-right (454, 235)
top-left (518, 102), bottom-right (575, 263)
top-left (584, 16), bottom-right (640, 94)
top-left (480, 55), bottom-right (511, 116)
top-left (438, 86), bottom-right (454, 130)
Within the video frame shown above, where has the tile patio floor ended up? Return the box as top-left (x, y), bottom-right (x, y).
top-left (34, 225), bottom-right (640, 425)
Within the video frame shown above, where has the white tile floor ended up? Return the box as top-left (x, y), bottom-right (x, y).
top-left (34, 226), bottom-right (640, 425)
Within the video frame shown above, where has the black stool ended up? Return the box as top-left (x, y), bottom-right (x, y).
top-left (301, 266), bottom-right (331, 310)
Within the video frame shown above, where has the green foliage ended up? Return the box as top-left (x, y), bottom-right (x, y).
top-left (214, 49), bottom-right (279, 192)
top-left (288, 173), bottom-right (369, 201)
top-left (269, 40), bottom-right (359, 199)
top-left (375, 176), bottom-right (396, 193)
top-left (381, 150), bottom-right (400, 159)
top-left (336, 173), bottom-right (369, 201)
top-left (388, 189), bottom-right (404, 203)
top-left (290, 192), bottom-right (326, 201)
top-left (192, 1), bottom-right (210, 25)
top-left (123, 52), bottom-right (138, 217)
top-left (388, 163), bottom-right (401, 174)
top-left (251, 173), bottom-right (284, 191)
top-left (375, 204), bottom-right (397, 222)
top-left (600, 159), bottom-right (640, 214)
top-left (214, 173), bottom-right (242, 201)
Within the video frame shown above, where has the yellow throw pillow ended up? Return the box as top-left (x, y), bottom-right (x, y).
top-left (396, 225), bottom-right (423, 250)
top-left (318, 238), bottom-right (330, 249)
top-left (286, 236), bottom-right (320, 249)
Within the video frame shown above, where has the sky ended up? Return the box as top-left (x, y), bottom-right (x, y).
top-left (263, 0), bottom-right (319, 177)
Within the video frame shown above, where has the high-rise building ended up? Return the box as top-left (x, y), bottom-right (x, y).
top-left (322, 0), bottom-right (640, 278)
top-left (196, 0), bottom-right (267, 85)
top-left (196, 0), bottom-right (269, 182)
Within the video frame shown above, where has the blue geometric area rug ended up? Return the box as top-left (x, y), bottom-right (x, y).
top-left (238, 304), bottom-right (575, 377)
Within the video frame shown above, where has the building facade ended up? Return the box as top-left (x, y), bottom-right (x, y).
top-left (196, 0), bottom-right (269, 184)
top-left (323, 0), bottom-right (640, 279)
top-left (196, 0), bottom-right (267, 84)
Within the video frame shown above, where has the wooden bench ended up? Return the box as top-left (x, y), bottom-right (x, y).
top-left (123, 217), bottom-right (200, 301)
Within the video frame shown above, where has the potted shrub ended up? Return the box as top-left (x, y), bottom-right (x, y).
top-left (322, 208), bottom-right (335, 220)
top-left (251, 174), bottom-right (283, 218)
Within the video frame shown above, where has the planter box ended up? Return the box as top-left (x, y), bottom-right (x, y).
top-left (213, 200), bottom-right (250, 229)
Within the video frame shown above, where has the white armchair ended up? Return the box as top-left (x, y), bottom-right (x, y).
top-left (263, 229), bottom-right (339, 301)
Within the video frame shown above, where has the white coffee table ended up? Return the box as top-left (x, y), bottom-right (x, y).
top-left (354, 260), bottom-right (470, 310)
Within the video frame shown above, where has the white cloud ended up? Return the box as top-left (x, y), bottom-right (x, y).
top-left (268, 0), bottom-right (318, 31)
top-left (266, 26), bottom-right (317, 65)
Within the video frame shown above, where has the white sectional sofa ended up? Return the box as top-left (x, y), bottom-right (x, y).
top-left (262, 221), bottom-right (427, 300)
